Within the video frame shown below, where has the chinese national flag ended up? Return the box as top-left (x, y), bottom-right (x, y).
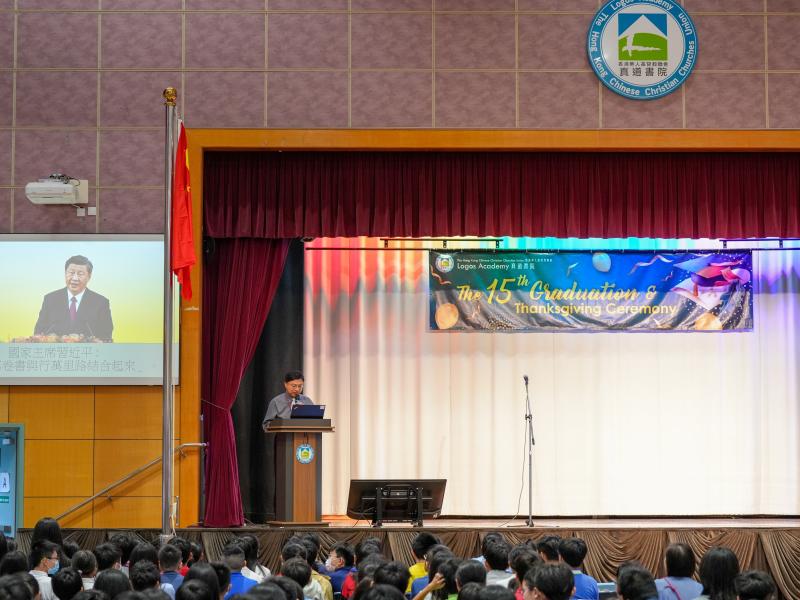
top-left (172, 122), bottom-right (196, 300)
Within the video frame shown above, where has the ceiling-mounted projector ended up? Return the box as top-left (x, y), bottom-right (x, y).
top-left (25, 175), bottom-right (88, 205)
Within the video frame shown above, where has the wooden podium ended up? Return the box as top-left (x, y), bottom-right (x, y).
top-left (266, 418), bottom-right (334, 525)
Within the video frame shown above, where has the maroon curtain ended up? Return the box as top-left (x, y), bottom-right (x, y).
top-left (201, 237), bottom-right (290, 527)
top-left (204, 151), bottom-right (800, 239)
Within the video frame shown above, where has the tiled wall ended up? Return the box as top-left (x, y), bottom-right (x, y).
top-left (0, 0), bottom-right (798, 234)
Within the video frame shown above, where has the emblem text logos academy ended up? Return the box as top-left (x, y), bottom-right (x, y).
top-left (587, 0), bottom-right (697, 100)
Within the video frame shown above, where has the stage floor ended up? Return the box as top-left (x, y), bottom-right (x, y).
top-left (321, 515), bottom-right (800, 529)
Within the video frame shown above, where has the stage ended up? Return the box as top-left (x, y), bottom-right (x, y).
top-left (17, 517), bottom-right (800, 599)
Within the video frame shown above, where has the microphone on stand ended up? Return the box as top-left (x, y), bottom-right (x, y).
top-left (523, 374), bottom-right (529, 386)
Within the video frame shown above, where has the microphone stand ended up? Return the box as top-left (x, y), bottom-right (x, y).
top-left (524, 376), bottom-right (535, 527)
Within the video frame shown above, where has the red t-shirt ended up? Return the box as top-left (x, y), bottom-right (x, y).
top-left (341, 572), bottom-right (356, 599)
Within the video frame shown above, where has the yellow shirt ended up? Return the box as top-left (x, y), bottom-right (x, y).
top-left (407, 562), bottom-right (428, 593)
top-left (312, 570), bottom-right (334, 600)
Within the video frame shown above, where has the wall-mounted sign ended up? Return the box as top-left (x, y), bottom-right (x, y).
top-left (587, 0), bottom-right (697, 100)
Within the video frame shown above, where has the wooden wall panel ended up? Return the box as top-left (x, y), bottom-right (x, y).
top-left (93, 496), bottom-right (161, 528)
top-left (94, 440), bottom-right (168, 496)
top-left (24, 498), bottom-right (92, 528)
top-left (9, 387), bottom-right (94, 439)
top-left (95, 387), bottom-right (162, 440)
top-left (0, 387), bottom-right (9, 423)
top-left (25, 440), bottom-right (93, 497)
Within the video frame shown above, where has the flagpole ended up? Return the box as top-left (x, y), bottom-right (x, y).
top-left (161, 87), bottom-right (177, 541)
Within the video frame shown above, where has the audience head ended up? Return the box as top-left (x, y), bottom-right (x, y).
top-left (280, 543), bottom-right (306, 563)
top-left (268, 576), bottom-right (304, 600)
top-left (480, 534), bottom-right (504, 559)
top-left (477, 587), bottom-right (515, 600)
top-left (157, 544), bottom-right (182, 573)
top-left (298, 538), bottom-right (319, 570)
top-left (734, 570), bottom-right (776, 600)
top-left (535, 537), bottom-right (561, 564)
top-left (0, 552), bottom-right (29, 576)
top-left (427, 546), bottom-right (455, 583)
top-left (188, 543), bottom-right (203, 568)
top-left (108, 535), bottom-right (136, 568)
top-left (616, 562), bottom-right (657, 600)
top-left (328, 544), bottom-right (354, 570)
top-left (139, 590), bottom-right (169, 600)
top-left (52, 567), bottom-right (84, 600)
top-left (373, 561), bottom-right (410, 594)
top-left (532, 563), bottom-right (574, 600)
top-left (175, 580), bottom-right (213, 600)
top-left (129, 561), bottom-right (161, 591)
top-left (209, 562), bottom-right (230, 599)
top-left (698, 547), bottom-right (740, 600)
top-left (128, 545), bottom-right (158, 569)
top-left (246, 582), bottom-right (290, 600)
top-left (29, 540), bottom-right (59, 572)
top-left (32, 518), bottom-right (64, 547)
top-left (115, 593), bottom-right (145, 600)
top-left (411, 533), bottom-right (440, 562)
top-left (244, 582), bottom-right (287, 600)
top-left (220, 544), bottom-right (246, 573)
top-left (237, 536), bottom-right (261, 571)
top-left (361, 584), bottom-right (405, 600)
top-left (556, 538), bottom-right (587, 570)
top-left (455, 560), bottom-right (486, 589)
top-left (484, 541), bottom-right (511, 572)
top-left (93, 569), bottom-right (132, 600)
top-left (509, 546), bottom-right (541, 584)
top-left (72, 591), bottom-right (109, 600)
top-left (0, 573), bottom-right (34, 600)
top-left (356, 554), bottom-right (387, 584)
top-left (72, 551), bottom-right (98, 579)
top-left (167, 540), bottom-right (191, 570)
top-left (18, 573), bottom-right (38, 599)
top-left (0, 537), bottom-right (8, 566)
top-left (457, 582), bottom-right (483, 600)
top-left (355, 540), bottom-right (382, 566)
top-left (183, 563), bottom-right (221, 600)
top-left (664, 543), bottom-right (696, 578)
top-left (93, 544), bottom-right (122, 572)
top-left (279, 558), bottom-right (311, 589)
top-left (433, 558), bottom-right (461, 600)
top-left (63, 542), bottom-right (81, 561)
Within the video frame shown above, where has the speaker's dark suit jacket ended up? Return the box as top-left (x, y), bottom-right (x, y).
top-left (33, 287), bottom-right (114, 341)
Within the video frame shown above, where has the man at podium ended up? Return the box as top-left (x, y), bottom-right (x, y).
top-left (262, 370), bottom-right (315, 429)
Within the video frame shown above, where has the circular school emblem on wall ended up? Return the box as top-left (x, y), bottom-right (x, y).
top-left (587, 0), bottom-right (697, 100)
top-left (296, 444), bottom-right (314, 464)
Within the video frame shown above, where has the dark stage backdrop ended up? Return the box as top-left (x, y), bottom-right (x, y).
top-left (231, 239), bottom-right (304, 524)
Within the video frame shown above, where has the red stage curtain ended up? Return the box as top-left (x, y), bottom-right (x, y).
top-left (201, 237), bottom-right (290, 527)
top-left (204, 151), bottom-right (800, 239)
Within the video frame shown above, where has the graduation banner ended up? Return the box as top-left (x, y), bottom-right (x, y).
top-left (429, 251), bottom-right (753, 332)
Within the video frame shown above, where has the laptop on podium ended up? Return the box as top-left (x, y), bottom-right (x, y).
top-left (290, 404), bottom-right (326, 419)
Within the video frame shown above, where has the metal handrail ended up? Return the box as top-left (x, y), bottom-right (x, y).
top-left (55, 442), bottom-right (207, 521)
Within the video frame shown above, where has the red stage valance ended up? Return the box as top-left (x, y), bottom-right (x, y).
top-left (204, 151), bottom-right (800, 240)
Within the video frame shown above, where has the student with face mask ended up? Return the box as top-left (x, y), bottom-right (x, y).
top-left (29, 541), bottom-right (60, 600)
top-left (326, 545), bottom-right (354, 594)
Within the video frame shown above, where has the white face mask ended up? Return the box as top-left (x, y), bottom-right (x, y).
top-left (325, 557), bottom-right (337, 571)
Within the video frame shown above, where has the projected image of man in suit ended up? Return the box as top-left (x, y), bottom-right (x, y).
top-left (34, 255), bottom-right (114, 342)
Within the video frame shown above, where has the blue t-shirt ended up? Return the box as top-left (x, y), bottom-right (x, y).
top-left (329, 567), bottom-right (352, 594)
top-left (411, 576), bottom-right (429, 598)
top-left (571, 571), bottom-right (599, 600)
top-left (225, 572), bottom-right (257, 600)
top-left (655, 577), bottom-right (703, 600)
top-left (161, 571), bottom-right (184, 591)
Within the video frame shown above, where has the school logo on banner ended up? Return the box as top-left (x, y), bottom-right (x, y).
top-left (587, 0), bottom-right (697, 100)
